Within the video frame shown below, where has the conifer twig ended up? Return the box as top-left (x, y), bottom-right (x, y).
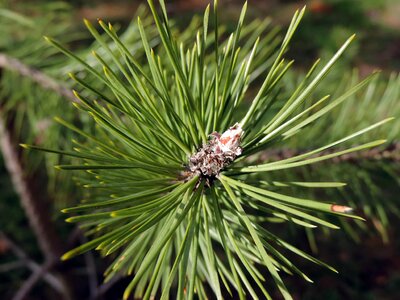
top-left (0, 53), bottom-right (76, 102)
top-left (257, 142), bottom-right (400, 164)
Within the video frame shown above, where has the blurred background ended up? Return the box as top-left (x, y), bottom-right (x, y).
top-left (0, 0), bottom-right (399, 299)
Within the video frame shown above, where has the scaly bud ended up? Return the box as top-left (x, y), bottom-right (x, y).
top-left (186, 123), bottom-right (244, 185)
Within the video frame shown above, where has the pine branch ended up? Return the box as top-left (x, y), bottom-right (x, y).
top-left (0, 53), bottom-right (76, 102)
top-left (257, 142), bottom-right (400, 164)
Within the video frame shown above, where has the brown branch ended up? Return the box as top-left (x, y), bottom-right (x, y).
top-left (0, 261), bottom-right (25, 272)
top-left (0, 53), bottom-right (76, 102)
top-left (89, 274), bottom-right (123, 300)
top-left (81, 234), bottom-right (98, 298)
top-left (0, 53), bottom-right (84, 299)
top-left (0, 55), bottom-right (73, 294)
top-left (0, 232), bottom-right (65, 295)
top-left (0, 52), bottom-right (76, 261)
top-left (0, 113), bottom-right (65, 261)
top-left (0, 114), bottom-right (76, 299)
top-left (256, 142), bottom-right (400, 164)
top-left (12, 260), bottom-right (59, 300)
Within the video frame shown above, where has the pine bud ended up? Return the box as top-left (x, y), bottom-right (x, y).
top-left (187, 123), bottom-right (243, 184)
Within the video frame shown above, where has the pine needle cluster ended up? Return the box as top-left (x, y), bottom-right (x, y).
top-left (23, 1), bottom-right (393, 299)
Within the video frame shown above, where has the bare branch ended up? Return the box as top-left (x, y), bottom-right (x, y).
top-left (0, 53), bottom-right (79, 299)
top-left (12, 260), bottom-right (59, 300)
top-left (81, 234), bottom-right (98, 298)
top-left (90, 274), bottom-right (123, 300)
top-left (0, 114), bottom-right (64, 261)
top-left (0, 261), bottom-right (25, 273)
top-left (0, 232), bottom-right (65, 294)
